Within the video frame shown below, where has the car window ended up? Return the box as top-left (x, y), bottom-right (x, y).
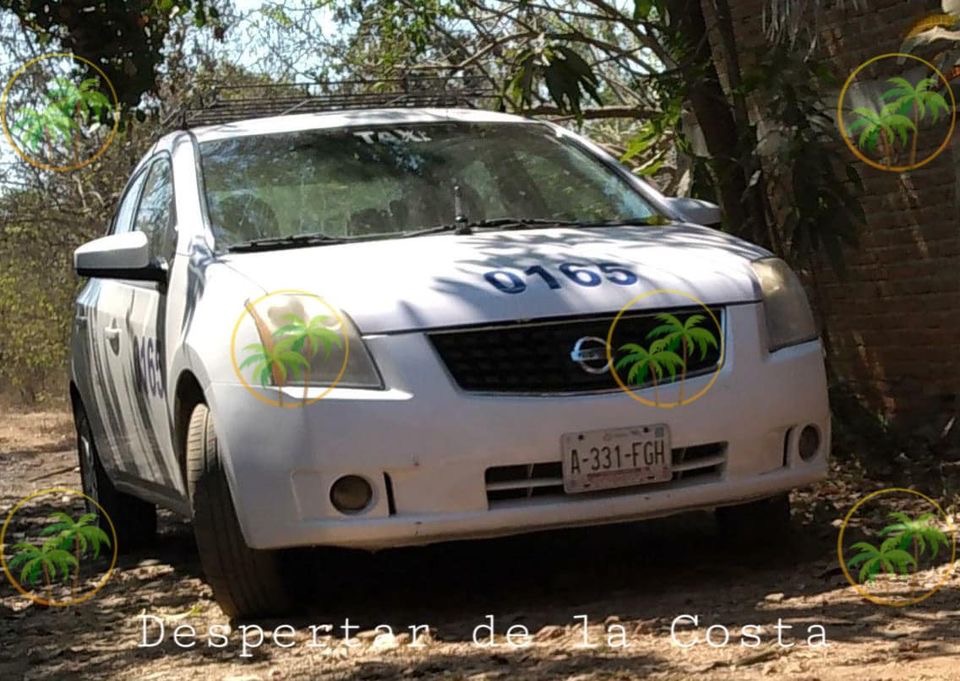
top-left (456, 157), bottom-right (509, 218)
top-left (511, 147), bottom-right (653, 222)
top-left (133, 157), bottom-right (176, 260)
top-left (110, 169), bottom-right (148, 235)
top-left (199, 122), bottom-right (659, 248)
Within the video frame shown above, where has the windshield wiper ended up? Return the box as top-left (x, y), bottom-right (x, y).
top-left (577, 217), bottom-right (665, 227)
top-left (475, 217), bottom-right (584, 231)
top-left (226, 232), bottom-right (347, 252)
top-left (400, 217), bottom-right (582, 238)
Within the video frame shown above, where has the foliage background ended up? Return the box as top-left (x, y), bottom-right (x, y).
top-left (0, 0), bottom-right (912, 460)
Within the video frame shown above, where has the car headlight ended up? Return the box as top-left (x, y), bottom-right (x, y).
top-left (244, 295), bottom-right (383, 389)
top-left (750, 258), bottom-right (818, 352)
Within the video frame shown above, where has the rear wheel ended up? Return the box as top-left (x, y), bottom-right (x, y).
top-left (186, 403), bottom-right (291, 619)
top-left (75, 404), bottom-right (157, 552)
top-left (715, 493), bottom-right (791, 543)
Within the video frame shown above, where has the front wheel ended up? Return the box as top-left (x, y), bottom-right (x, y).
top-left (186, 403), bottom-right (291, 619)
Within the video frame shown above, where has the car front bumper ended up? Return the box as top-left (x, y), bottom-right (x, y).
top-left (206, 303), bottom-right (830, 550)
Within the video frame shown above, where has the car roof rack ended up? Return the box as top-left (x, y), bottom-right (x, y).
top-left (162, 75), bottom-right (503, 128)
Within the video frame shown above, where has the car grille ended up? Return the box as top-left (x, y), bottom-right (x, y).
top-left (484, 442), bottom-right (727, 506)
top-left (428, 307), bottom-right (723, 394)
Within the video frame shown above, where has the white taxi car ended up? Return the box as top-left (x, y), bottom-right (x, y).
top-left (70, 108), bottom-right (829, 618)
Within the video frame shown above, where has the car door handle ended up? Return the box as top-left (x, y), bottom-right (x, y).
top-left (104, 323), bottom-right (122, 354)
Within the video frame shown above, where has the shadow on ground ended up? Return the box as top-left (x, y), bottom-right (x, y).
top-left (2, 462), bottom-right (958, 680)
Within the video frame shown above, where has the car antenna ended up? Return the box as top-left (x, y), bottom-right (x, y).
top-left (453, 181), bottom-right (472, 234)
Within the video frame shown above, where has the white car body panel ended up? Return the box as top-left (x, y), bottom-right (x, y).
top-left (218, 224), bottom-right (765, 334)
top-left (70, 107), bottom-right (830, 551)
top-left (204, 304), bottom-right (827, 550)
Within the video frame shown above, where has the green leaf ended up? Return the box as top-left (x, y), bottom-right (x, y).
top-left (846, 551), bottom-right (873, 568)
top-left (634, 0), bottom-right (656, 20)
top-left (238, 352), bottom-right (267, 370)
top-left (859, 557), bottom-right (881, 583)
top-left (257, 366), bottom-right (272, 387)
top-left (555, 46), bottom-right (601, 107)
top-left (20, 558), bottom-right (44, 586)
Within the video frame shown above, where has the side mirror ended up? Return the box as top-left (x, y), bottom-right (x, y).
top-left (74, 231), bottom-right (167, 282)
top-left (665, 197), bottom-right (722, 227)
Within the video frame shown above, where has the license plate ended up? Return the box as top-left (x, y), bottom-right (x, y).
top-left (561, 425), bottom-right (671, 493)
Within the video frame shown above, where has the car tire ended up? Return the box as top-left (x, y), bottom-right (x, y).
top-left (715, 493), bottom-right (791, 544)
top-left (185, 403), bottom-right (291, 619)
top-left (75, 404), bottom-right (157, 552)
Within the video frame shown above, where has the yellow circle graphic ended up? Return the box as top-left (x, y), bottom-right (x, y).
top-left (229, 290), bottom-right (351, 409)
top-left (837, 53), bottom-right (956, 173)
top-left (1, 487), bottom-right (118, 607)
top-left (604, 289), bottom-right (724, 409)
top-left (837, 487), bottom-right (956, 607)
top-left (1, 52), bottom-right (120, 173)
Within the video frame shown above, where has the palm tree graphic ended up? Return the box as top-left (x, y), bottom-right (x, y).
top-left (847, 537), bottom-right (917, 583)
top-left (239, 337), bottom-right (310, 396)
top-left (39, 511), bottom-right (110, 595)
top-left (240, 300), bottom-right (344, 406)
top-left (615, 338), bottom-right (684, 405)
top-left (646, 313), bottom-right (719, 405)
top-left (846, 510), bottom-right (950, 584)
top-left (274, 313), bottom-right (343, 400)
top-left (882, 76), bottom-right (951, 164)
top-left (8, 537), bottom-right (78, 599)
top-left (615, 312), bottom-right (719, 405)
top-left (241, 300), bottom-right (305, 405)
top-left (8, 510), bottom-right (112, 601)
top-left (847, 102), bottom-right (916, 166)
top-left (11, 76), bottom-right (111, 162)
top-left (879, 511), bottom-right (951, 566)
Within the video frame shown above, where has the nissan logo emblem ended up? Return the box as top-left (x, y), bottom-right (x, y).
top-left (570, 336), bottom-right (612, 374)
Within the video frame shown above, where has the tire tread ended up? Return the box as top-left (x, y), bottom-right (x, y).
top-left (186, 403), bottom-right (290, 618)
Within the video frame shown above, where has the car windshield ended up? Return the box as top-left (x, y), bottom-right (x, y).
top-left (199, 121), bottom-right (660, 249)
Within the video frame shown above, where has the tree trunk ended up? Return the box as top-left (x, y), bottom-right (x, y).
top-left (42, 563), bottom-right (52, 600)
top-left (302, 351), bottom-right (311, 403)
top-left (880, 131), bottom-right (894, 167)
top-left (73, 100), bottom-right (83, 165)
top-left (678, 342), bottom-right (688, 405)
top-left (663, 0), bottom-right (766, 243)
top-left (73, 540), bottom-right (81, 597)
top-left (712, 0), bottom-right (772, 246)
top-left (244, 300), bottom-right (284, 405)
top-left (911, 105), bottom-right (919, 166)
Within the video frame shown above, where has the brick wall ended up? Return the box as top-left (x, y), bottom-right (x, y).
top-left (723, 0), bottom-right (960, 431)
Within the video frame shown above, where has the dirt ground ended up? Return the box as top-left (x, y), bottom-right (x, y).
top-left (1, 406), bottom-right (959, 681)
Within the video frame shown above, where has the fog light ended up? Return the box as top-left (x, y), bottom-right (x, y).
top-left (330, 475), bottom-right (373, 513)
top-left (798, 425), bottom-right (820, 461)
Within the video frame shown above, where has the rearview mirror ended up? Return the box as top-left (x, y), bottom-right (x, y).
top-left (74, 231), bottom-right (167, 282)
top-left (665, 197), bottom-right (722, 227)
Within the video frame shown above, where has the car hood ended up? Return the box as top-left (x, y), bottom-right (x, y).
top-left (221, 224), bottom-right (768, 334)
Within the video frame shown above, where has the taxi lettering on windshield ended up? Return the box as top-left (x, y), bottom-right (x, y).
top-left (483, 262), bottom-right (638, 294)
top-left (352, 129), bottom-right (432, 144)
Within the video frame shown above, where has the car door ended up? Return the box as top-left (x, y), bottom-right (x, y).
top-left (80, 168), bottom-right (149, 476)
top-left (110, 155), bottom-right (184, 497)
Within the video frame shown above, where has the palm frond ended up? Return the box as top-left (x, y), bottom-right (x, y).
top-left (80, 524), bottom-right (111, 558)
